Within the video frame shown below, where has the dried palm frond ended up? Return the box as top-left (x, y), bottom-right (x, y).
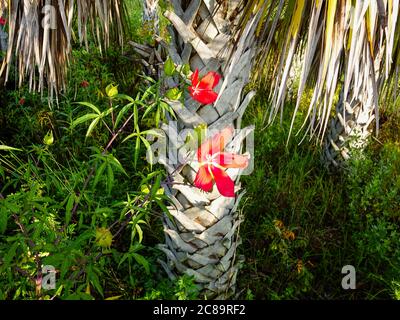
top-left (0, 0), bottom-right (6, 15)
top-left (0, 0), bottom-right (128, 100)
top-left (239, 0), bottom-right (400, 167)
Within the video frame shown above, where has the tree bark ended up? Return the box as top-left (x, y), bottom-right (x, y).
top-left (155, 0), bottom-right (260, 299)
top-left (0, 25), bottom-right (7, 54)
top-left (143, 0), bottom-right (160, 35)
top-left (322, 34), bottom-right (385, 169)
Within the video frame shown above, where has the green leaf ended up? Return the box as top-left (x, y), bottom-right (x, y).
top-left (114, 94), bottom-right (134, 102)
top-left (75, 102), bottom-right (101, 115)
top-left (4, 201), bottom-right (20, 213)
top-left (135, 224), bottom-right (143, 243)
top-left (150, 174), bottom-right (162, 199)
top-left (88, 270), bottom-right (104, 297)
top-left (0, 145), bottom-right (22, 152)
top-left (133, 104), bottom-right (139, 131)
top-left (54, 285), bottom-right (64, 297)
top-left (164, 57), bottom-right (176, 76)
top-left (155, 107), bottom-right (161, 126)
top-left (140, 135), bottom-right (153, 168)
top-left (165, 88), bottom-right (182, 100)
top-left (155, 199), bottom-right (173, 222)
top-left (122, 132), bottom-right (137, 143)
top-left (93, 162), bottom-right (107, 188)
top-left (86, 118), bottom-right (100, 137)
top-left (160, 101), bottom-right (176, 119)
top-left (106, 165), bottom-right (114, 194)
top-left (114, 102), bottom-right (134, 130)
top-left (142, 102), bottom-right (156, 119)
top-left (118, 253), bottom-right (130, 268)
top-left (137, 74), bottom-right (156, 83)
top-left (65, 194), bottom-right (75, 226)
top-left (43, 130), bottom-right (54, 145)
top-left (182, 63), bottom-right (191, 76)
top-left (105, 295), bottom-right (123, 300)
top-left (71, 113), bottom-right (99, 129)
top-left (132, 253), bottom-right (150, 274)
top-left (138, 171), bottom-right (164, 192)
top-left (134, 137), bottom-right (141, 169)
top-left (108, 155), bottom-right (127, 175)
top-left (0, 209), bottom-right (8, 234)
top-left (102, 107), bottom-right (114, 117)
top-left (3, 242), bottom-right (19, 269)
top-left (142, 129), bottom-right (162, 137)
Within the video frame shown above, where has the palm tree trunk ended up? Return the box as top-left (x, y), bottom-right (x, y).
top-left (143, 0), bottom-right (160, 35)
top-left (156, 0), bottom-right (260, 299)
top-left (322, 90), bottom-right (373, 169)
top-left (0, 25), bottom-right (6, 54)
top-left (322, 35), bottom-right (385, 169)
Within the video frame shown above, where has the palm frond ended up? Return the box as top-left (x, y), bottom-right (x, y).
top-left (0, 0), bottom-right (128, 100)
top-left (240, 0), bottom-right (400, 144)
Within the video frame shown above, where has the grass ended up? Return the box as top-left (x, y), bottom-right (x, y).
top-left (237, 96), bottom-right (400, 299)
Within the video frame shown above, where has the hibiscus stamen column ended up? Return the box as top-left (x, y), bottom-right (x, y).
top-left (154, 1), bottom-right (262, 299)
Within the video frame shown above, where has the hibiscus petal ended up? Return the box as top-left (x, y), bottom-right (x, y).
top-left (194, 165), bottom-right (214, 192)
top-left (209, 127), bottom-right (234, 156)
top-left (191, 90), bottom-right (218, 105)
top-left (198, 71), bottom-right (221, 90)
top-left (191, 69), bottom-right (199, 87)
top-left (211, 166), bottom-right (235, 197)
top-left (197, 127), bottom-right (234, 162)
top-left (215, 152), bottom-right (249, 169)
top-left (189, 70), bottom-right (221, 105)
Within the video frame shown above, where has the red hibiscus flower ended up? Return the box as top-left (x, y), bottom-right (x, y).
top-left (188, 69), bottom-right (221, 105)
top-left (194, 127), bottom-right (249, 197)
top-left (0, 17), bottom-right (6, 26)
top-left (19, 98), bottom-right (25, 105)
top-left (80, 80), bottom-right (89, 88)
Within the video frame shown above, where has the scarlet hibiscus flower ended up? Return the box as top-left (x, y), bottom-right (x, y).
top-left (0, 17), bottom-right (6, 26)
top-left (188, 69), bottom-right (221, 105)
top-left (80, 80), bottom-right (89, 88)
top-left (194, 127), bottom-right (249, 197)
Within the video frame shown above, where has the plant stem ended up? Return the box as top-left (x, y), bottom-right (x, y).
top-left (70, 112), bottom-right (135, 220)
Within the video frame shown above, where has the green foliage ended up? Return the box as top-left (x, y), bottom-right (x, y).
top-left (142, 275), bottom-right (200, 300)
top-left (164, 57), bottom-right (176, 77)
top-left (238, 96), bottom-right (400, 299)
top-left (125, 0), bottom-right (171, 44)
top-left (0, 38), bottom-right (176, 300)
